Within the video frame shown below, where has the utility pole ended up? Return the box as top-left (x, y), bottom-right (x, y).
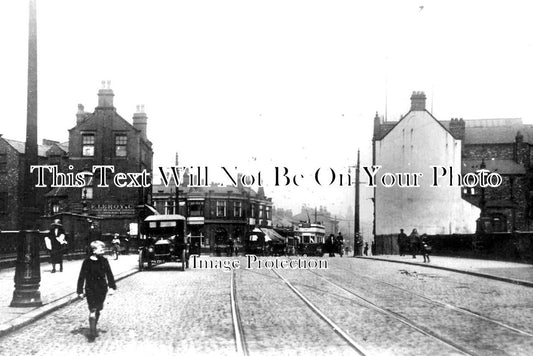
top-left (354, 149), bottom-right (361, 257)
top-left (11, 0), bottom-right (42, 307)
top-left (175, 152), bottom-right (179, 215)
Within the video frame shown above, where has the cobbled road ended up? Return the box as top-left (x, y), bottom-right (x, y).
top-left (0, 257), bottom-right (532, 356)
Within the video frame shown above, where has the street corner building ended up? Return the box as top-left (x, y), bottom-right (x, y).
top-left (373, 91), bottom-right (533, 238)
top-left (152, 176), bottom-right (273, 255)
top-left (373, 91), bottom-right (479, 236)
top-left (44, 82), bottom-right (153, 240)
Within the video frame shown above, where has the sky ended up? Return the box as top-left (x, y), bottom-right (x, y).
top-left (1, 0), bottom-right (533, 231)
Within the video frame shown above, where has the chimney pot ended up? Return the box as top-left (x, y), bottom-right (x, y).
top-left (410, 91), bottom-right (426, 111)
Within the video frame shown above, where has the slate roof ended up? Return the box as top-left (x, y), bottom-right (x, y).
top-left (462, 159), bottom-right (526, 175)
top-left (5, 138), bottom-right (51, 157)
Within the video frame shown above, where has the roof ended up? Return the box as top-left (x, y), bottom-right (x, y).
top-left (375, 110), bottom-right (454, 141)
top-left (462, 159), bottom-right (525, 175)
top-left (4, 138), bottom-right (52, 157)
top-left (44, 186), bottom-right (68, 197)
top-left (152, 183), bottom-right (268, 201)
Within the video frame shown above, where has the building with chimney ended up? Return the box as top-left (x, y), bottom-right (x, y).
top-left (373, 91), bottom-right (480, 236)
top-left (46, 82), bottom-right (153, 237)
top-left (0, 136), bottom-right (68, 230)
top-left (152, 174), bottom-right (273, 254)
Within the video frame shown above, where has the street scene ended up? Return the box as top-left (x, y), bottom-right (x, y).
top-left (2, 0), bottom-right (533, 355)
top-left (1, 255), bottom-right (533, 355)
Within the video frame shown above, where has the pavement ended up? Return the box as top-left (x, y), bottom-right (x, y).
top-left (358, 254), bottom-right (533, 287)
top-left (0, 254), bottom-right (139, 337)
top-left (1, 252), bottom-right (532, 340)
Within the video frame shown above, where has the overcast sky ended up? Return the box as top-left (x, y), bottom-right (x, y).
top-left (1, 0), bottom-right (532, 228)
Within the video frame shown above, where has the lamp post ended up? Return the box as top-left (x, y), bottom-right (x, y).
top-left (11, 0), bottom-right (42, 307)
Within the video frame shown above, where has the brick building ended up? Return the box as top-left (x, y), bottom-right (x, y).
top-left (47, 83), bottom-right (153, 237)
top-left (448, 118), bottom-right (533, 231)
top-left (152, 176), bottom-right (273, 254)
top-left (373, 92), bottom-right (533, 235)
top-left (0, 135), bottom-right (68, 230)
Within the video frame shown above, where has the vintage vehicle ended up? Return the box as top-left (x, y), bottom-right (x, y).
top-left (138, 214), bottom-right (190, 271)
top-left (296, 222), bottom-right (326, 256)
top-left (244, 227), bottom-right (287, 256)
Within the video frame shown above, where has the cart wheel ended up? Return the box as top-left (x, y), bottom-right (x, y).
top-left (138, 250), bottom-right (144, 271)
top-left (181, 250), bottom-right (186, 271)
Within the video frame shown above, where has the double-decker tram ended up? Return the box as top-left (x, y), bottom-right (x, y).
top-left (295, 222), bottom-right (326, 256)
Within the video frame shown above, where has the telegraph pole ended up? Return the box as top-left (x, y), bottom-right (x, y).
top-left (11, 0), bottom-right (42, 307)
top-left (353, 149), bottom-right (361, 256)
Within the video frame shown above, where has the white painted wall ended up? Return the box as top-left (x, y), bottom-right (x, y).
top-left (374, 111), bottom-right (479, 235)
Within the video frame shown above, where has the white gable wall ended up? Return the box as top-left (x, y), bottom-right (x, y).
top-left (375, 111), bottom-right (479, 235)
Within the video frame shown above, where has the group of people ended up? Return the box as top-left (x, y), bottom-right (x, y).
top-left (326, 232), bottom-right (345, 257)
top-left (398, 228), bottom-right (431, 263)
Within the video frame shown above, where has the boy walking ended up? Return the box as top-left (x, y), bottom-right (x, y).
top-left (77, 240), bottom-right (116, 341)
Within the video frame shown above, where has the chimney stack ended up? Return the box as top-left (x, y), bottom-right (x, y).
top-left (449, 118), bottom-right (465, 140)
top-left (133, 104), bottom-right (148, 140)
top-left (410, 91), bottom-right (426, 111)
top-left (76, 104), bottom-right (86, 124)
top-left (97, 80), bottom-right (114, 108)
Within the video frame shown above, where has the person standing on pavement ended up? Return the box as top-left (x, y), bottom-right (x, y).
top-left (398, 228), bottom-right (408, 256)
top-left (364, 242), bottom-right (369, 256)
top-left (421, 234), bottom-right (431, 263)
top-left (77, 240), bottom-right (116, 341)
top-left (409, 228), bottom-right (421, 259)
top-left (46, 219), bottom-right (67, 273)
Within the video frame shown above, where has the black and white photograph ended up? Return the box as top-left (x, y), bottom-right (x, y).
top-left (1, 0), bottom-right (532, 355)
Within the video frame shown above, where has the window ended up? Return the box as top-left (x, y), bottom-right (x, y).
top-left (165, 200), bottom-right (175, 215)
top-left (259, 205), bottom-right (264, 218)
top-left (188, 202), bottom-right (204, 217)
top-left (0, 153), bottom-right (6, 172)
top-left (51, 202), bottom-right (60, 214)
top-left (82, 187), bottom-right (93, 200)
top-left (0, 192), bottom-right (6, 214)
top-left (266, 206), bottom-right (271, 219)
top-left (115, 134), bottom-right (127, 157)
top-left (251, 204), bottom-right (255, 218)
top-left (234, 201), bottom-right (242, 217)
top-left (216, 201), bottom-right (226, 217)
top-left (82, 133), bottom-right (95, 157)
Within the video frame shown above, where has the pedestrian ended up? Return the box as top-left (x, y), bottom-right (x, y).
top-left (421, 234), bottom-right (431, 263)
top-left (327, 234), bottom-right (335, 257)
top-left (409, 228), bottom-right (421, 259)
top-left (336, 232), bottom-right (344, 257)
top-left (45, 219), bottom-right (67, 273)
top-left (364, 242), bottom-right (369, 256)
top-left (77, 240), bottom-right (116, 341)
top-left (398, 228), bottom-right (408, 256)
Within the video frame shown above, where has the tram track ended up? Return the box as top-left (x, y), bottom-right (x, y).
top-left (271, 268), bottom-right (371, 356)
top-left (328, 265), bottom-right (533, 338)
top-left (230, 269), bottom-right (249, 356)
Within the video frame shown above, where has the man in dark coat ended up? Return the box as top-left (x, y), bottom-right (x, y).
top-left (398, 228), bottom-right (408, 256)
top-left (409, 228), bottom-right (421, 259)
top-left (48, 219), bottom-right (67, 272)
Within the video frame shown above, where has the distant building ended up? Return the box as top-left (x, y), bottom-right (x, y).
top-left (292, 206), bottom-right (339, 236)
top-left (152, 175), bottom-right (272, 254)
top-left (0, 135), bottom-right (68, 230)
top-left (46, 83), bottom-right (153, 237)
top-left (372, 92), bottom-right (479, 236)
